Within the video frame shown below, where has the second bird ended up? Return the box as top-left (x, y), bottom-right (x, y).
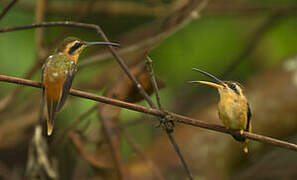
top-left (190, 68), bottom-right (252, 153)
top-left (42, 37), bottom-right (119, 135)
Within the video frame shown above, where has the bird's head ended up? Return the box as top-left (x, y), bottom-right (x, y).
top-left (189, 68), bottom-right (244, 98)
top-left (56, 36), bottom-right (119, 63)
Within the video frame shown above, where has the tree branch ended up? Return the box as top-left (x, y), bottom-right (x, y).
top-left (1, 75), bottom-right (297, 152)
top-left (0, 0), bottom-right (19, 21)
top-left (145, 56), bottom-right (193, 179)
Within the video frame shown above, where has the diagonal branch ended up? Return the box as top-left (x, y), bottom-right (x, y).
top-left (145, 56), bottom-right (193, 179)
top-left (0, 0), bottom-right (19, 21)
top-left (1, 75), bottom-right (296, 151)
top-left (145, 56), bottom-right (163, 110)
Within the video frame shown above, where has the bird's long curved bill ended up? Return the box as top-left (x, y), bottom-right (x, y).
top-left (85, 41), bottom-right (120, 47)
top-left (192, 68), bottom-right (226, 85)
top-left (189, 80), bottom-right (224, 89)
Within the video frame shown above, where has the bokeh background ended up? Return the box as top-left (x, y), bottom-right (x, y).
top-left (1, 0), bottom-right (297, 179)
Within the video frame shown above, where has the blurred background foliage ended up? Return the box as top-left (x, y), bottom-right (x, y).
top-left (1, 0), bottom-right (297, 179)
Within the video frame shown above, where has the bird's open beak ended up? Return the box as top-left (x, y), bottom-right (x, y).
top-left (85, 41), bottom-right (120, 47)
top-left (188, 80), bottom-right (225, 89)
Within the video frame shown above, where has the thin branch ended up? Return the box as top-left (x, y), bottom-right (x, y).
top-left (166, 133), bottom-right (193, 176)
top-left (145, 56), bottom-right (162, 110)
top-left (0, 0), bottom-right (19, 21)
top-left (145, 56), bottom-right (193, 180)
top-left (1, 75), bottom-right (297, 151)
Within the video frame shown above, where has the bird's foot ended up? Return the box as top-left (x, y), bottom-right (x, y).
top-left (240, 129), bottom-right (244, 135)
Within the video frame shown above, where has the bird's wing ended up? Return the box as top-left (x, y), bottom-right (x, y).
top-left (56, 63), bottom-right (78, 111)
top-left (246, 103), bottom-right (252, 132)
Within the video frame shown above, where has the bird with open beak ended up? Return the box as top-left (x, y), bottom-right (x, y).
top-left (189, 68), bottom-right (252, 153)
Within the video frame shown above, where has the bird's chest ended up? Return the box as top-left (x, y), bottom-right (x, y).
top-left (43, 58), bottom-right (76, 83)
top-left (218, 97), bottom-right (246, 130)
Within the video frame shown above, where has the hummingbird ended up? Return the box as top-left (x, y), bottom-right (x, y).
top-left (42, 37), bottom-right (119, 136)
top-left (189, 68), bottom-right (252, 153)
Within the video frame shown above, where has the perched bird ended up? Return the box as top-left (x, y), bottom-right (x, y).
top-left (42, 37), bottom-right (119, 135)
top-left (189, 68), bottom-right (251, 153)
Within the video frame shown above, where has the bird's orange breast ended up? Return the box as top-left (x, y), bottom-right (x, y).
top-left (43, 70), bottom-right (65, 102)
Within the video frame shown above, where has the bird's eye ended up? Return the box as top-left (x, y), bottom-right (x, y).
top-left (228, 83), bottom-right (237, 90)
top-left (228, 83), bottom-right (240, 95)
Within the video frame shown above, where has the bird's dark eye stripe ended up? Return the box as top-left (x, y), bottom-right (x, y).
top-left (68, 43), bottom-right (83, 54)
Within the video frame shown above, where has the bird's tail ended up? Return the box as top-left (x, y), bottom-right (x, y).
top-left (46, 98), bottom-right (58, 136)
top-left (232, 130), bottom-right (249, 153)
top-left (243, 141), bottom-right (249, 153)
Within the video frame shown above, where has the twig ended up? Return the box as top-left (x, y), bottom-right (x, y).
top-left (145, 56), bottom-right (162, 110)
top-left (0, 0), bottom-right (19, 21)
top-left (145, 56), bottom-right (193, 180)
top-left (166, 133), bottom-right (193, 177)
top-left (119, 128), bottom-right (165, 180)
top-left (1, 75), bottom-right (297, 152)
